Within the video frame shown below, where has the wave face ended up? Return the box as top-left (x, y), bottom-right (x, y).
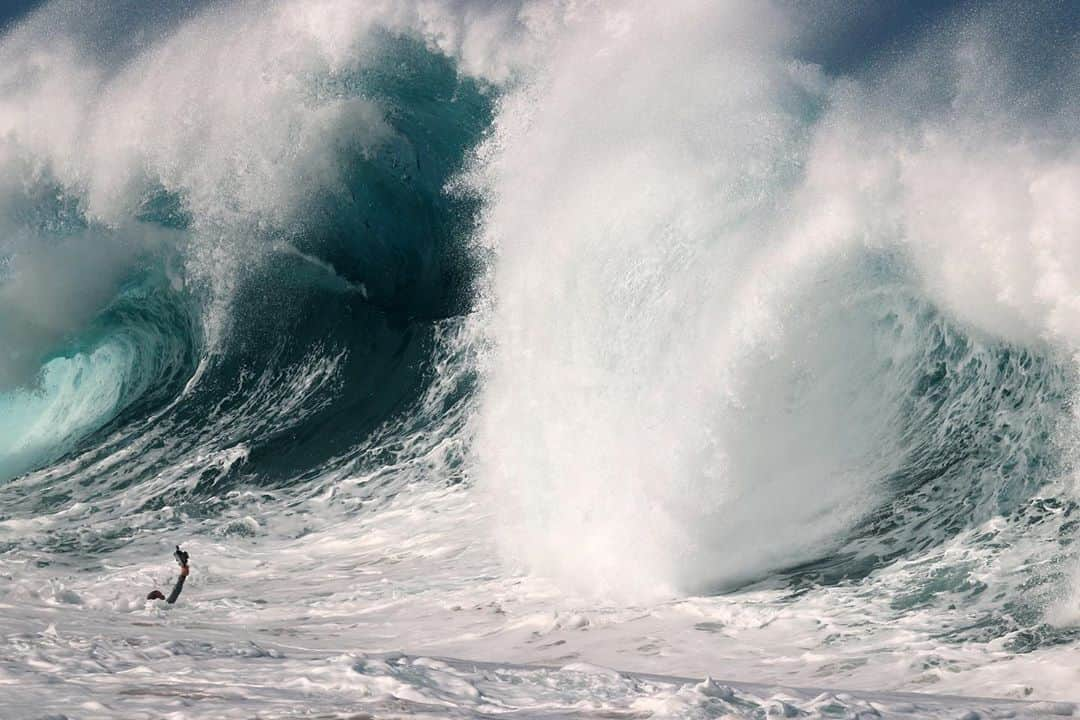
top-left (472, 0), bottom-right (1080, 606)
top-left (1, 0), bottom-right (1080, 710)
top-left (0, 3), bottom-right (494, 516)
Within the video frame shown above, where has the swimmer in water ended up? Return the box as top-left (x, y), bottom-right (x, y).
top-left (147, 546), bottom-right (189, 604)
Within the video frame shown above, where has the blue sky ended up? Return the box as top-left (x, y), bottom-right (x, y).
top-left (0, 0), bottom-right (42, 31)
top-left (792, 0), bottom-right (978, 72)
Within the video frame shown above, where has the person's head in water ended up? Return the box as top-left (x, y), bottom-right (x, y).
top-left (148, 545), bottom-right (190, 604)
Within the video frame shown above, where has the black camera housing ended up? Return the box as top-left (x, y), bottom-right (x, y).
top-left (174, 545), bottom-right (189, 567)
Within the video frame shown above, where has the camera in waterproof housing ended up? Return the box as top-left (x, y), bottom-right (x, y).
top-left (174, 545), bottom-right (190, 567)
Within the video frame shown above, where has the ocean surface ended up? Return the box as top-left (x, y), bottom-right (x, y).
top-left (1, 1), bottom-right (1079, 718)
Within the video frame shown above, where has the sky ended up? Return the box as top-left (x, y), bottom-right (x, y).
top-left (0, 0), bottom-right (42, 31)
top-left (790, 0), bottom-right (978, 72)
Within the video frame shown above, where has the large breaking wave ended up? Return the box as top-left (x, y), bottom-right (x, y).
top-left (1, 0), bottom-right (1079, 667)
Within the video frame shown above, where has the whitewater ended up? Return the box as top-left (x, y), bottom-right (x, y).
top-left (1, 0), bottom-right (1079, 717)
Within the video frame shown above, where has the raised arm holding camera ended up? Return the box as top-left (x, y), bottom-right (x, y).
top-left (147, 545), bottom-right (190, 604)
